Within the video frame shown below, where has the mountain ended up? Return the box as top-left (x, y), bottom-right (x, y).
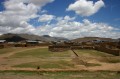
top-left (0, 33), bottom-right (68, 42)
top-left (72, 37), bottom-right (117, 42)
top-left (42, 35), bottom-right (68, 42)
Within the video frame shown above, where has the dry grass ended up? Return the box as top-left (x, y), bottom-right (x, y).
top-left (0, 70), bottom-right (119, 79)
top-left (12, 60), bottom-right (75, 69)
top-left (0, 47), bottom-right (120, 74)
top-left (0, 47), bottom-right (26, 54)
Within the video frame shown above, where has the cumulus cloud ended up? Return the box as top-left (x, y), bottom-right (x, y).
top-left (38, 14), bottom-right (55, 22)
top-left (34, 16), bottom-right (120, 39)
top-left (0, 0), bottom-right (54, 34)
top-left (49, 18), bottom-right (119, 39)
top-left (25, 0), bottom-right (54, 7)
top-left (64, 15), bottom-right (76, 21)
top-left (67, 0), bottom-right (105, 16)
top-left (0, 0), bottom-right (119, 39)
top-left (5, 0), bottom-right (54, 7)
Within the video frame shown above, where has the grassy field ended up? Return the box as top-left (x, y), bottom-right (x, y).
top-left (0, 47), bottom-right (27, 54)
top-left (10, 48), bottom-right (114, 58)
top-left (10, 48), bottom-right (74, 69)
top-left (8, 48), bottom-right (119, 69)
top-left (13, 60), bottom-right (75, 69)
top-left (9, 48), bottom-right (101, 68)
top-left (0, 47), bottom-right (120, 79)
top-left (0, 70), bottom-right (119, 79)
top-left (10, 48), bottom-right (71, 58)
top-left (75, 50), bottom-right (113, 57)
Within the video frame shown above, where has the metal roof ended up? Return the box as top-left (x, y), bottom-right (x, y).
top-left (26, 40), bottom-right (38, 42)
top-left (0, 40), bottom-right (6, 42)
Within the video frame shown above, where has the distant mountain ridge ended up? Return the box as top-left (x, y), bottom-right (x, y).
top-left (72, 37), bottom-right (118, 42)
top-left (0, 33), bottom-right (119, 42)
top-left (0, 33), bottom-right (68, 42)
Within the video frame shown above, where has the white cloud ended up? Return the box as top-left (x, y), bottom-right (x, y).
top-left (64, 15), bottom-right (76, 21)
top-left (41, 10), bottom-right (48, 13)
top-left (0, 0), bottom-right (119, 39)
top-left (0, 1), bottom-right (38, 30)
top-left (38, 14), bottom-right (55, 22)
top-left (0, 0), bottom-right (54, 34)
top-left (5, 0), bottom-right (54, 7)
top-left (67, 0), bottom-right (105, 16)
top-left (33, 16), bottom-right (120, 39)
top-left (25, 0), bottom-right (54, 7)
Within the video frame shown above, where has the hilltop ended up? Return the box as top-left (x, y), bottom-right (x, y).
top-left (72, 37), bottom-right (118, 42)
top-left (0, 33), bottom-right (68, 42)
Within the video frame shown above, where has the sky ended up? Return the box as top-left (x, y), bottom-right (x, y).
top-left (0, 0), bottom-right (120, 39)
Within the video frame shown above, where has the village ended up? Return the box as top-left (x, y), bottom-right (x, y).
top-left (0, 35), bottom-right (120, 79)
top-left (0, 34), bottom-right (120, 56)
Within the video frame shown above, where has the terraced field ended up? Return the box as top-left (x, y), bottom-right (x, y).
top-left (0, 47), bottom-right (120, 79)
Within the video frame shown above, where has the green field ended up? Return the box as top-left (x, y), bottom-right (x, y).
top-left (10, 48), bottom-right (71, 58)
top-left (0, 47), bottom-right (119, 69)
top-left (75, 50), bottom-right (113, 57)
top-left (0, 47), bottom-right (26, 54)
top-left (10, 48), bottom-right (74, 69)
top-left (0, 47), bottom-right (120, 79)
top-left (0, 70), bottom-right (119, 79)
top-left (8, 48), bottom-right (119, 69)
top-left (9, 48), bottom-right (101, 68)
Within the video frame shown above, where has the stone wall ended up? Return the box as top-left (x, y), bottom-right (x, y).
top-left (95, 46), bottom-right (120, 56)
top-left (49, 45), bottom-right (120, 56)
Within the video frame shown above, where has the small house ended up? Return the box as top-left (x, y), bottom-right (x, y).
top-left (0, 40), bottom-right (6, 48)
top-left (26, 40), bottom-right (39, 45)
top-left (0, 40), bottom-right (6, 44)
top-left (92, 39), bottom-right (102, 43)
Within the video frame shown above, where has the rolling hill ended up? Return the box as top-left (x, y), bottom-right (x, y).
top-left (72, 37), bottom-right (118, 42)
top-left (0, 33), bottom-right (68, 42)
